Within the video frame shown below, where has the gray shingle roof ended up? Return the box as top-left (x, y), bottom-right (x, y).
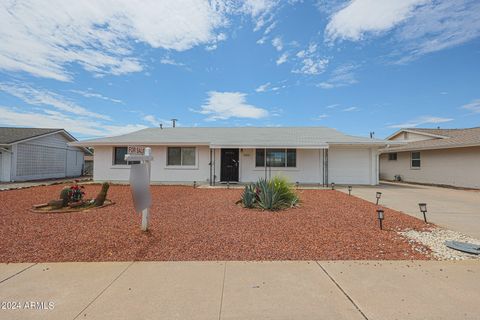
top-left (0, 127), bottom-right (63, 145)
top-left (72, 127), bottom-right (390, 148)
top-left (383, 127), bottom-right (480, 152)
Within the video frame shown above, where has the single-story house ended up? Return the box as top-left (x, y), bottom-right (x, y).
top-left (72, 127), bottom-right (394, 185)
top-left (380, 127), bottom-right (480, 189)
top-left (0, 127), bottom-right (88, 182)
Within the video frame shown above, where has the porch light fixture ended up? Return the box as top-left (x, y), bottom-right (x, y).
top-left (375, 192), bottom-right (382, 205)
top-left (418, 203), bottom-right (428, 223)
top-left (331, 182), bottom-right (335, 190)
top-left (348, 186), bottom-right (352, 195)
top-left (377, 209), bottom-right (384, 230)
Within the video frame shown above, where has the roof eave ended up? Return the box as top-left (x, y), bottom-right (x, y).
top-left (380, 142), bottom-right (480, 153)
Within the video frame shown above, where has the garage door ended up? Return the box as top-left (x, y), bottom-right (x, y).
top-left (328, 148), bottom-right (372, 184)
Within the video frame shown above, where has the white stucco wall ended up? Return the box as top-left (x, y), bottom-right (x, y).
top-left (329, 147), bottom-right (378, 185)
top-left (380, 147), bottom-right (480, 189)
top-left (93, 145), bottom-right (379, 185)
top-left (238, 148), bottom-right (324, 183)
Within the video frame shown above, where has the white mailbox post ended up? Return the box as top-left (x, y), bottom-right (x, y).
top-left (125, 147), bottom-right (153, 231)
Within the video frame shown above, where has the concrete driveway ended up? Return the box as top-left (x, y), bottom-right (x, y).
top-left (340, 182), bottom-right (480, 239)
top-left (1, 260), bottom-right (479, 320)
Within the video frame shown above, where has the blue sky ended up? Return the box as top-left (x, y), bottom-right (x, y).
top-left (0, 0), bottom-right (479, 139)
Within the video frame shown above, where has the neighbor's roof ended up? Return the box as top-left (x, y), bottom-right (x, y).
top-left (71, 127), bottom-right (392, 148)
top-left (382, 127), bottom-right (480, 153)
top-left (0, 127), bottom-right (65, 145)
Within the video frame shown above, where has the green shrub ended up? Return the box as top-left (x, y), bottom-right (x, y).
top-left (239, 176), bottom-right (299, 211)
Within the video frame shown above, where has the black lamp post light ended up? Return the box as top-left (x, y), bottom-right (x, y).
top-left (377, 209), bottom-right (384, 230)
top-left (348, 185), bottom-right (352, 195)
top-left (375, 192), bottom-right (382, 205)
top-left (331, 182), bottom-right (335, 190)
top-left (193, 181), bottom-right (197, 188)
top-left (419, 203), bottom-right (428, 223)
top-left (296, 181), bottom-right (299, 189)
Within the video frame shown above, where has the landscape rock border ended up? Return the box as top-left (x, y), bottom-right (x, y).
top-left (29, 200), bottom-right (115, 214)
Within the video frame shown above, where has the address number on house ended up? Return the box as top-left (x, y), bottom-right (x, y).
top-left (128, 146), bottom-right (146, 155)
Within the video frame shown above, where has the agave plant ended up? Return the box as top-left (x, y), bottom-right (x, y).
top-left (241, 183), bottom-right (256, 208)
top-left (238, 176), bottom-right (299, 211)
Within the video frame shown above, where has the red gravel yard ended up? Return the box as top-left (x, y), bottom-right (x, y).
top-left (0, 184), bottom-right (431, 262)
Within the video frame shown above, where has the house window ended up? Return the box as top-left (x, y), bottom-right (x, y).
top-left (167, 147), bottom-right (196, 166)
top-left (255, 149), bottom-right (296, 167)
top-left (113, 147), bottom-right (140, 165)
top-left (388, 153), bottom-right (398, 161)
top-left (411, 152), bottom-right (421, 168)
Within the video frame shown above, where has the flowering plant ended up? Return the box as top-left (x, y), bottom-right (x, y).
top-left (70, 180), bottom-right (85, 202)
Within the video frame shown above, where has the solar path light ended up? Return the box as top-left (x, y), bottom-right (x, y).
top-left (376, 192), bottom-right (382, 205)
top-left (193, 181), bottom-right (197, 188)
top-left (348, 186), bottom-right (352, 195)
top-left (331, 182), bottom-right (335, 190)
top-left (377, 209), bottom-right (384, 230)
top-left (296, 181), bottom-right (299, 189)
top-left (419, 203), bottom-right (428, 223)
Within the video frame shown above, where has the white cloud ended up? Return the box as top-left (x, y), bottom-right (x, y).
top-left (293, 58), bottom-right (329, 75)
top-left (461, 99), bottom-right (480, 113)
top-left (255, 82), bottom-right (271, 92)
top-left (325, 104), bottom-right (340, 109)
top-left (396, 0), bottom-right (480, 62)
top-left (143, 115), bottom-right (172, 127)
top-left (312, 114), bottom-right (329, 120)
top-left (272, 37), bottom-right (283, 51)
top-left (292, 43), bottom-right (328, 75)
top-left (388, 116), bottom-right (454, 128)
top-left (325, 0), bottom-right (428, 42)
top-left (343, 106), bottom-right (358, 112)
top-left (159, 57), bottom-right (185, 67)
top-left (0, 105), bottom-right (146, 138)
top-left (242, 0), bottom-right (279, 31)
top-left (193, 91), bottom-right (269, 121)
top-left (0, 82), bottom-right (110, 120)
top-left (318, 64), bottom-right (358, 89)
top-left (325, 0), bottom-right (480, 62)
top-left (70, 89), bottom-right (122, 104)
top-left (0, 0), bottom-right (229, 81)
top-left (276, 53), bottom-right (288, 65)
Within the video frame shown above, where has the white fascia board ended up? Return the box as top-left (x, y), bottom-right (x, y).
top-left (69, 141), bottom-right (211, 147)
top-left (385, 129), bottom-right (448, 140)
top-left (209, 144), bottom-right (329, 149)
top-left (380, 142), bottom-right (480, 153)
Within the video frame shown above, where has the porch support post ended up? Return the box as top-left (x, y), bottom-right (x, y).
top-left (209, 148), bottom-right (213, 186)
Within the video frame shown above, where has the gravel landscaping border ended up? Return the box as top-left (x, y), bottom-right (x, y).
top-left (400, 228), bottom-right (480, 260)
top-left (0, 184), bottom-right (433, 262)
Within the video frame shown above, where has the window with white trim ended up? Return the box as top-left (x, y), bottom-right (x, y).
top-left (255, 148), bottom-right (296, 167)
top-left (411, 152), bottom-right (421, 168)
top-left (167, 147), bottom-right (196, 166)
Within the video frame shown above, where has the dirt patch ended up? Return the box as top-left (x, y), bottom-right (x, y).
top-left (29, 200), bottom-right (115, 214)
top-left (0, 184), bottom-right (431, 262)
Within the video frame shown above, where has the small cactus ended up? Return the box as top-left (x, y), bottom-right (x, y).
top-left (60, 187), bottom-right (71, 207)
top-left (94, 182), bottom-right (110, 207)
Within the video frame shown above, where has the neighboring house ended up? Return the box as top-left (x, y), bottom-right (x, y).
top-left (71, 127), bottom-right (394, 185)
top-left (380, 127), bottom-right (480, 189)
top-left (0, 127), bottom-right (89, 182)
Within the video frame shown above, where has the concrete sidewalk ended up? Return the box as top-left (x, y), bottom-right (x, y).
top-left (339, 182), bottom-right (480, 239)
top-left (1, 260), bottom-right (479, 320)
